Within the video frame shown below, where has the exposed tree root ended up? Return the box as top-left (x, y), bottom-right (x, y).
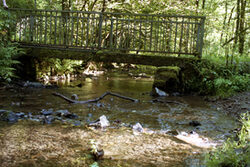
top-left (52, 92), bottom-right (139, 104)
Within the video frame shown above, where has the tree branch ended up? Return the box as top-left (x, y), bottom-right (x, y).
top-left (52, 92), bottom-right (139, 104)
top-left (222, 27), bottom-right (249, 47)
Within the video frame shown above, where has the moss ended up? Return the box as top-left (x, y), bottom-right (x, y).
top-left (158, 71), bottom-right (178, 79)
top-left (153, 66), bottom-right (182, 93)
top-left (157, 66), bottom-right (181, 74)
top-left (153, 80), bottom-right (166, 89)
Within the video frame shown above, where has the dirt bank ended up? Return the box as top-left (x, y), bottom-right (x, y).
top-left (207, 91), bottom-right (250, 119)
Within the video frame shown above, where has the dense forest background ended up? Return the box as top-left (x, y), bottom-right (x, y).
top-left (6, 0), bottom-right (249, 59)
top-left (0, 0), bottom-right (249, 96)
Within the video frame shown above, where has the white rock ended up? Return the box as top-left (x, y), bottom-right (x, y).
top-left (99, 115), bottom-right (110, 128)
top-left (155, 87), bottom-right (169, 96)
top-left (133, 122), bottom-right (144, 133)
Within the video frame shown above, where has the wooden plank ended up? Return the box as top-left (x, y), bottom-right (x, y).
top-left (149, 16), bottom-right (153, 51)
top-left (8, 8), bottom-right (206, 19)
top-left (115, 17), bottom-right (118, 49)
top-left (133, 18), bottom-right (137, 49)
top-left (58, 12), bottom-right (62, 45)
top-left (179, 17), bottom-right (184, 54)
top-left (49, 11), bottom-right (52, 44)
top-left (168, 20), bottom-right (172, 52)
top-left (9, 8), bottom-right (205, 57)
top-left (44, 11), bottom-right (47, 44)
top-left (143, 16), bottom-right (147, 51)
top-left (76, 12), bottom-right (79, 46)
top-left (174, 17), bottom-right (178, 52)
top-left (86, 14), bottom-right (90, 47)
top-left (98, 13), bottom-right (103, 48)
top-left (39, 11), bottom-right (43, 43)
top-left (71, 13), bottom-right (74, 46)
top-left (119, 17), bottom-right (124, 48)
top-left (81, 13), bottom-right (84, 46)
top-left (110, 18), bottom-right (114, 49)
top-left (54, 12), bottom-right (57, 45)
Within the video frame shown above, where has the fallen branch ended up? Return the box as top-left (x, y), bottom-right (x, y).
top-left (52, 92), bottom-right (139, 104)
top-left (150, 98), bottom-right (185, 105)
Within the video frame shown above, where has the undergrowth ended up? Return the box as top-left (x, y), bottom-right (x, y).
top-left (205, 112), bottom-right (250, 167)
top-left (196, 55), bottom-right (250, 97)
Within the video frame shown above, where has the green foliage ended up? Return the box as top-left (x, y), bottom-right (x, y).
top-left (36, 58), bottom-right (84, 77)
top-left (213, 74), bottom-right (250, 97)
top-left (205, 112), bottom-right (250, 167)
top-left (192, 58), bottom-right (250, 97)
top-left (0, 43), bottom-right (20, 81)
top-left (0, 8), bottom-right (23, 82)
top-left (4, 0), bottom-right (35, 9)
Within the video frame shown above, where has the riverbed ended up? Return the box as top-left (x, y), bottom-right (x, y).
top-left (0, 72), bottom-right (244, 167)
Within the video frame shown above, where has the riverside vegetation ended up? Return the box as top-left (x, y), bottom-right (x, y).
top-left (0, 0), bottom-right (249, 166)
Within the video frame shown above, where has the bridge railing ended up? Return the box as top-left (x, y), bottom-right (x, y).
top-left (7, 8), bottom-right (205, 57)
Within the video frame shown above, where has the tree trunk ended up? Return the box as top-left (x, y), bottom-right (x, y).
top-left (234, 0), bottom-right (240, 47)
top-left (202, 0), bottom-right (206, 9)
top-left (238, 0), bottom-right (246, 54)
top-left (102, 0), bottom-right (106, 12)
top-left (196, 0), bottom-right (199, 13)
top-left (220, 1), bottom-right (228, 43)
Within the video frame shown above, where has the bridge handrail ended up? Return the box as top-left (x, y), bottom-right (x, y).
top-left (7, 8), bottom-right (206, 19)
top-left (7, 8), bottom-right (206, 58)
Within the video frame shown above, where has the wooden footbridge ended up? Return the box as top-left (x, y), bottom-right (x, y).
top-left (7, 8), bottom-right (205, 66)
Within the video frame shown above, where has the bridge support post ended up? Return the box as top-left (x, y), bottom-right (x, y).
top-left (152, 62), bottom-right (203, 95)
top-left (152, 66), bottom-right (183, 95)
top-left (15, 55), bottom-right (37, 81)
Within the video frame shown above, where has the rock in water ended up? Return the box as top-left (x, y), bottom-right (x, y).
top-left (133, 122), bottom-right (144, 133)
top-left (89, 115), bottom-right (110, 128)
top-left (189, 120), bottom-right (201, 127)
top-left (55, 110), bottom-right (71, 116)
top-left (99, 115), bottom-right (110, 128)
top-left (23, 81), bottom-right (45, 88)
top-left (93, 149), bottom-right (104, 160)
top-left (15, 112), bottom-right (25, 119)
top-left (155, 87), bottom-right (168, 97)
top-left (55, 109), bottom-right (78, 119)
top-left (0, 110), bottom-right (18, 123)
top-left (41, 109), bottom-right (53, 116)
top-left (71, 94), bottom-right (79, 100)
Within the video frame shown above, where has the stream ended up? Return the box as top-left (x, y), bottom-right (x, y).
top-left (0, 72), bottom-right (239, 167)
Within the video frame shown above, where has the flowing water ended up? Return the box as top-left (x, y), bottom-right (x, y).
top-left (0, 72), bottom-right (239, 167)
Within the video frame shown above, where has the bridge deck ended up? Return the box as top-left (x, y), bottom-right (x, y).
top-left (7, 8), bottom-right (205, 58)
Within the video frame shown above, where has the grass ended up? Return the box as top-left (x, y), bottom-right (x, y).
top-left (205, 112), bottom-right (250, 167)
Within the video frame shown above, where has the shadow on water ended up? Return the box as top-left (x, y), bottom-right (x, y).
top-left (0, 73), bottom-right (239, 166)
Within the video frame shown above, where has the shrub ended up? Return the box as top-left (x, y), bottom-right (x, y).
top-left (0, 8), bottom-right (23, 82)
top-left (0, 43), bottom-right (20, 81)
top-left (205, 112), bottom-right (250, 167)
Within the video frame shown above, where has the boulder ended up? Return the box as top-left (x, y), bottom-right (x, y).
top-left (153, 66), bottom-right (182, 95)
top-left (0, 110), bottom-right (18, 123)
top-left (89, 115), bottom-right (110, 128)
top-left (55, 109), bottom-right (78, 119)
top-left (41, 109), bottom-right (53, 116)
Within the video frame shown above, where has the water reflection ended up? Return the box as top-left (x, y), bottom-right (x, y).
top-left (0, 73), bottom-right (238, 141)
